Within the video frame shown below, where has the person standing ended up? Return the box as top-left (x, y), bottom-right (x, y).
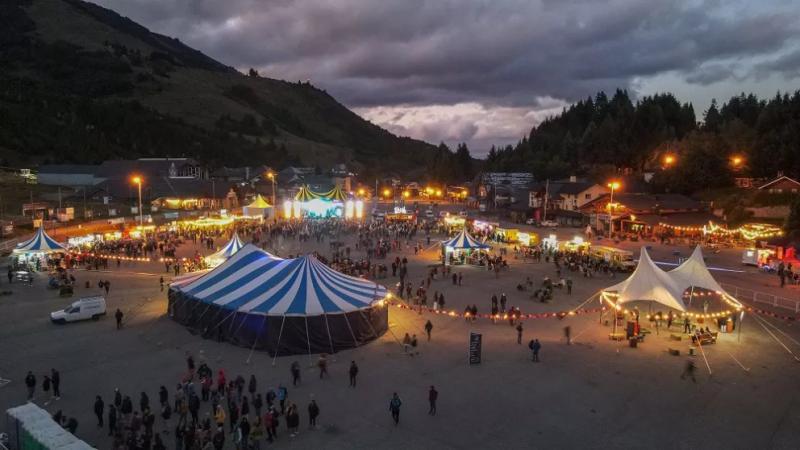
top-left (308, 399), bottom-right (319, 428)
top-left (317, 354), bottom-right (328, 379)
top-left (428, 386), bottom-right (438, 416)
top-left (107, 404), bottom-right (117, 436)
top-left (681, 359), bottom-right (697, 383)
top-left (348, 361), bottom-right (358, 387)
top-left (564, 326), bottom-right (571, 345)
top-left (424, 320), bottom-right (433, 341)
top-left (51, 369), bottom-right (60, 400)
top-left (159, 276), bottom-right (164, 292)
top-left (115, 308), bottom-right (124, 330)
top-left (42, 374), bottom-right (52, 405)
top-left (388, 393), bottom-right (402, 425)
top-left (24, 371), bottom-right (36, 401)
top-left (516, 322), bottom-right (523, 345)
top-left (94, 395), bottom-right (105, 427)
top-left (529, 339), bottom-right (541, 362)
top-left (290, 362), bottom-right (301, 386)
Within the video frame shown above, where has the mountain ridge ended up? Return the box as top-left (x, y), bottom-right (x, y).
top-left (0, 0), bottom-right (439, 178)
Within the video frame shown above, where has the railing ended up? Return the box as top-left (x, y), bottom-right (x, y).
top-left (721, 282), bottom-right (800, 314)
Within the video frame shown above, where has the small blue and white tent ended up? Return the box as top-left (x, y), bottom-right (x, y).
top-left (205, 232), bottom-right (246, 267)
top-left (169, 244), bottom-right (388, 355)
top-left (442, 229), bottom-right (490, 250)
top-left (14, 227), bottom-right (66, 253)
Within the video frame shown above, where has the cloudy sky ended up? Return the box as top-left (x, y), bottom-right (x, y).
top-left (95, 0), bottom-right (800, 156)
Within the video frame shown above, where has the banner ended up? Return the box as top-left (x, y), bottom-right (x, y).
top-left (469, 332), bottom-right (482, 364)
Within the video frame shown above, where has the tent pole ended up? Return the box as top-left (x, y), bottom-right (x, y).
top-left (271, 315), bottom-right (287, 366)
top-left (342, 312), bottom-right (360, 347)
top-left (323, 314), bottom-right (335, 355)
top-left (246, 314), bottom-right (269, 365)
top-left (304, 316), bottom-right (313, 367)
top-left (357, 308), bottom-right (381, 340)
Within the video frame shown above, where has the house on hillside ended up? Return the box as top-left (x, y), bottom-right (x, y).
top-left (758, 175), bottom-right (800, 194)
top-left (526, 178), bottom-right (608, 226)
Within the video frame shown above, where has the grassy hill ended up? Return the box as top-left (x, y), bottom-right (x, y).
top-left (0, 0), bottom-right (437, 178)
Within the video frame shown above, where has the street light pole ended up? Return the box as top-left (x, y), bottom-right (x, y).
top-left (137, 180), bottom-right (143, 227)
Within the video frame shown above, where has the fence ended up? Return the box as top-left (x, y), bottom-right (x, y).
top-left (722, 282), bottom-right (800, 314)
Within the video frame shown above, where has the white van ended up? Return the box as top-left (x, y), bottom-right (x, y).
top-left (50, 296), bottom-right (107, 324)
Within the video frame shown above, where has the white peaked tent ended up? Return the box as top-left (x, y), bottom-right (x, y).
top-left (670, 246), bottom-right (742, 307)
top-left (604, 246), bottom-right (743, 312)
top-left (604, 247), bottom-right (688, 311)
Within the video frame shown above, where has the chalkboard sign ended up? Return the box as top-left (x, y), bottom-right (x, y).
top-left (469, 332), bottom-right (482, 364)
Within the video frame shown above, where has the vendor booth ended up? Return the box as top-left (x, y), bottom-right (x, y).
top-left (517, 231), bottom-right (539, 247)
top-left (558, 236), bottom-right (590, 253)
top-left (12, 226), bottom-right (67, 272)
top-left (442, 229), bottom-right (491, 266)
top-left (168, 244), bottom-right (388, 355)
top-left (494, 227), bottom-right (519, 243)
top-left (242, 195), bottom-right (273, 219)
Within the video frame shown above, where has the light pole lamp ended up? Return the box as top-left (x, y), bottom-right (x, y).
top-left (606, 181), bottom-right (620, 237)
top-left (266, 171), bottom-right (276, 206)
top-left (132, 175), bottom-right (143, 228)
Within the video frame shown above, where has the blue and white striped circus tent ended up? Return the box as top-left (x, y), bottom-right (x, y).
top-left (14, 227), bottom-right (67, 253)
top-left (168, 244), bottom-right (389, 355)
top-left (204, 232), bottom-right (246, 267)
top-left (442, 229), bottom-right (490, 250)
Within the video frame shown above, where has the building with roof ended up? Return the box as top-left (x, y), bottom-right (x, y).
top-left (581, 192), bottom-right (716, 236)
top-left (758, 175), bottom-right (800, 194)
top-left (36, 165), bottom-right (101, 186)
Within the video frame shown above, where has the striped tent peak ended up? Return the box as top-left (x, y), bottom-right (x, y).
top-left (179, 249), bottom-right (387, 315)
top-left (319, 185), bottom-right (348, 202)
top-left (294, 185), bottom-right (320, 202)
top-left (442, 229), bottom-right (490, 250)
top-left (14, 227), bottom-right (66, 252)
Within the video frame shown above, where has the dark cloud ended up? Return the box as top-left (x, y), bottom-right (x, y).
top-left (93, 0), bottom-right (800, 153)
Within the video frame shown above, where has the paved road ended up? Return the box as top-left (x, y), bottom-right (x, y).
top-left (1, 226), bottom-right (799, 449)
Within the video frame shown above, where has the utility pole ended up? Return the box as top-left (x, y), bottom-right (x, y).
top-left (542, 179), bottom-right (549, 222)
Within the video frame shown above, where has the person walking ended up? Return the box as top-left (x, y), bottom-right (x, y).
top-left (348, 361), bottom-right (358, 387)
top-left (107, 404), bottom-right (117, 436)
top-left (424, 320), bottom-right (433, 341)
top-left (24, 371), bottom-right (36, 401)
top-left (428, 386), bottom-right (438, 416)
top-left (388, 393), bottom-right (402, 425)
top-left (529, 339), bottom-right (541, 362)
top-left (51, 368), bottom-right (61, 400)
top-left (159, 276), bottom-right (165, 292)
top-left (564, 326), bottom-right (572, 345)
top-left (317, 354), bottom-right (328, 379)
top-left (94, 395), bottom-right (105, 427)
top-left (516, 322), bottom-right (523, 344)
top-left (290, 361), bottom-right (301, 386)
top-left (115, 308), bottom-right (124, 330)
top-left (308, 399), bottom-right (319, 428)
top-left (42, 374), bottom-right (52, 405)
top-left (681, 359), bottom-right (697, 383)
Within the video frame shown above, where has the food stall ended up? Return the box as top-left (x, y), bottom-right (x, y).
top-left (741, 248), bottom-right (775, 267)
top-left (517, 231), bottom-right (539, 247)
top-left (494, 227), bottom-right (519, 244)
top-left (442, 215), bottom-right (466, 231)
top-left (558, 236), bottom-right (590, 253)
top-left (442, 229), bottom-right (491, 266)
top-left (591, 245), bottom-right (636, 271)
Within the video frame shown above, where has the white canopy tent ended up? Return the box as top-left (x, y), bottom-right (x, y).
top-left (603, 246), bottom-right (743, 313)
top-left (604, 247), bottom-right (687, 311)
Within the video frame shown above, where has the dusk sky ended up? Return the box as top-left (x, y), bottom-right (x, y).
top-left (95, 0), bottom-right (800, 156)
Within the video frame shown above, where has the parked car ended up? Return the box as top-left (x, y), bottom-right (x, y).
top-left (50, 296), bottom-right (106, 324)
top-left (540, 220), bottom-right (559, 227)
top-left (425, 209), bottom-right (436, 219)
top-left (525, 218), bottom-right (537, 225)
